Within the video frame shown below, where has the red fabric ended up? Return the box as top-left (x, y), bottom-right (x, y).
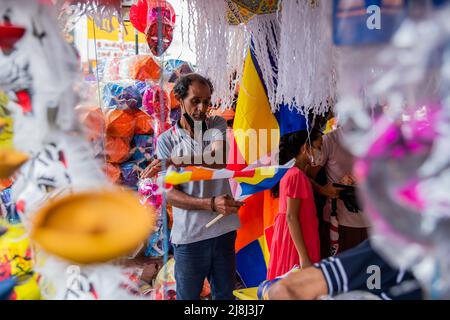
top-left (267, 167), bottom-right (320, 280)
top-left (226, 131), bottom-right (247, 171)
top-left (15, 90), bottom-right (32, 113)
top-left (0, 24), bottom-right (26, 49)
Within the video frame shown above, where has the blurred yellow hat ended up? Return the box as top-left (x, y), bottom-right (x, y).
top-left (0, 118), bottom-right (7, 129)
top-left (30, 190), bottom-right (156, 264)
top-left (0, 149), bottom-right (29, 179)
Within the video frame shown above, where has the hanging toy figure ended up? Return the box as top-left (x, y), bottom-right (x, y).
top-left (141, 84), bottom-right (171, 136)
top-left (0, 9), bottom-right (32, 115)
top-left (130, 0), bottom-right (176, 57)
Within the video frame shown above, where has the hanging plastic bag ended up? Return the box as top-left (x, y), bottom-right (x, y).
top-left (134, 110), bottom-right (154, 135)
top-left (103, 162), bottom-right (121, 184)
top-left (105, 109), bottom-right (136, 139)
top-left (104, 136), bottom-right (131, 164)
top-left (120, 161), bottom-right (140, 189)
top-left (77, 105), bottom-right (105, 142)
top-left (129, 55), bottom-right (161, 81)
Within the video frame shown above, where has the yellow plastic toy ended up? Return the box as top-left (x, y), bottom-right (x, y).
top-left (233, 287), bottom-right (259, 300)
top-left (0, 220), bottom-right (41, 300)
top-left (0, 149), bottom-right (29, 179)
top-left (30, 189), bottom-right (156, 264)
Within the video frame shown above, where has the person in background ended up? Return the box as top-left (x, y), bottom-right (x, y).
top-left (307, 127), bottom-right (371, 258)
top-left (263, 239), bottom-right (423, 300)
top-left (267, 129), bottom-right (323, 280)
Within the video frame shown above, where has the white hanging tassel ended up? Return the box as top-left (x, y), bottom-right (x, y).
top-left (185, 0), bottom-right (249, 110)
top-left (247, 13), bottom-right (281, 111)
top-left (276, 0), bottom-right (336, 116)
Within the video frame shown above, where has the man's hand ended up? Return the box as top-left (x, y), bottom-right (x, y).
top-left (140, 158), bottom-right (174, 179)
top-left (213, 194), bottom-right (244, 216)
top-left (268, 267), bottom-right (328, 300)
top-left (319, 182), bottom-right (342, 199)
top-left (340, 174), bottom-right (356, 186)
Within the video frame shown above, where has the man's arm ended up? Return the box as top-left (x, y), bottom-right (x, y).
top-left (166, 186), bottom-right (211, 211)
top-left (309, 178), bottom-right (342, 199)
top-left (167, 186), bottom-right (244, 214)
top-left (268, 267), bottom-right (328, 300)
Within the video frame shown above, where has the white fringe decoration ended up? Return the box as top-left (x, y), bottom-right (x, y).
top-left (275, 0), bottom-right (336, 115)
top-left (185, 0), bottom-right (249, 109)
top-left (247, 13), bottom-right (281, 110)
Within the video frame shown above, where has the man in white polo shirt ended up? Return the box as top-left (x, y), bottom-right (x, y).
top-left (143, 73), bottom-right (243, 300)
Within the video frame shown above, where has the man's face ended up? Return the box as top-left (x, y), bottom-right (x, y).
top-left (181, 81), bottom-right (212, 122)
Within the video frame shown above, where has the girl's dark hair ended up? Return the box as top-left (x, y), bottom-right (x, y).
top-left (271, 128), bottom-right (323, 198)
top-left (173, 73), bottom-right (214, 101)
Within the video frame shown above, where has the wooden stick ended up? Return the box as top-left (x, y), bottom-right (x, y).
top-left (206, 214), bottom-right (224, 228)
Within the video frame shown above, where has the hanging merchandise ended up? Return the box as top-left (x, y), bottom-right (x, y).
top-left (141, 84), bottom-right (170, 118)
top-left (105, 109), bottom-right (136, 138)
top-left (0, 222), bottom-right (41, 300)
top-left (167, 84), bottom-right (180, 109)
top-left (334, 2), bottom-right (450, 299)
top-left (103, 162), bottom-right (121, 184)
top-left (60, 0), bottom-right (123, 33)
top-left (104, 135), bottom-right (131, 163)
top-left (130, 0), bottom-right (148, 34)
top-left (0, 149), bottom-right (29, 180)
top-left (0, 0), bottom-right (82, 155)
top-left (131, 134), bottom-right (155, 164)
top-left (130, 0), bottom-right (176, 57)
top-left (0, 91), bottom-right (14, 149)
top-left (120, 161), bottom-right (140, 189)
top-left (186, 0), bottom-right (249, 109)
top-left (77, 105), bottom-right (105, 142)
top-left (145, 0), bottom-right (176, 57)
top-left (138, 178), bottom-right (162, 209)
top-left (30, 189), bottom-right (156, 264)
top-left (137, 178), bottom-right (163, 258)
top-left (169, 107), bottom-right (181, 126)
top-left (34, 253), bottom-right (142, 300)
top-left (102, 83), bottom-right (142, 111)
top-left (164, 59), bottom-right (194, 83)
top-left (226, 0), bottom-right (280, 25)
top-left (275, 0), bottom-right (336, 115)
top-left (11, 132), bottom-right (109, 222)
top-left (141, 84), bottom-right (171, 136)
top-left (129, 55), bottom-right (161, 82)
top-left (134, 111), bottom-right (154, 135)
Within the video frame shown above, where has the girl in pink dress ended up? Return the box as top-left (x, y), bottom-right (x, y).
top-left (267, 130), bottom-right (322, 280)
